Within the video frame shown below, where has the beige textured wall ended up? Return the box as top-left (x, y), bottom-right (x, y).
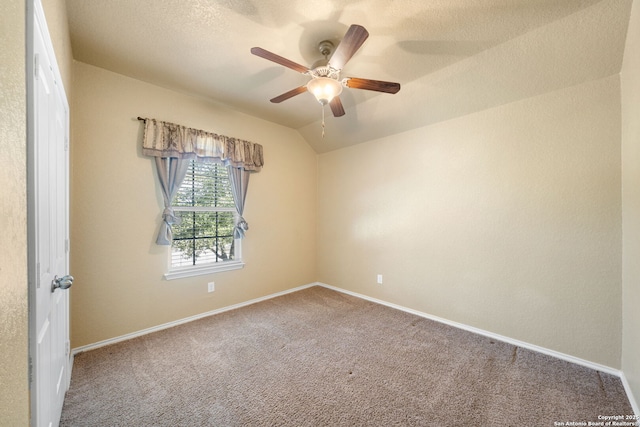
top-left (0, 1), bottom-right (29, 424)
top-left (42, 0), bottom-right (72, 91)
top-left (70, 61), bottom-right (317, 348)
top-left (318, 75), bottom-right (622, 368)
top-left (622, 0), bottom-right (640, 408)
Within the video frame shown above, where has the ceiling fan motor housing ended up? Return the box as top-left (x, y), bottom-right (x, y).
top-left (310, 65), bottom-right (340, 80)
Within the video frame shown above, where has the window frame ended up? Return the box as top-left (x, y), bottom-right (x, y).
top-left (164, 161), bottom-right (244, 280)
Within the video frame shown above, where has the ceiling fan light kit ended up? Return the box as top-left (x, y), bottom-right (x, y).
top-left (251, 24), bottom-right (401, 137)
top-left (307, 77), bottom-right (343, 105)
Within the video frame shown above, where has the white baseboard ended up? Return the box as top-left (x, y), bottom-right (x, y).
top-left (620, 371), bottom-right (640, 416)
top-left (71, 282), bottom-right (317, 355)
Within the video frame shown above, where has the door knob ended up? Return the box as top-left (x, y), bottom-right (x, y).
top-left (51, 275), bottom-right (73, 292)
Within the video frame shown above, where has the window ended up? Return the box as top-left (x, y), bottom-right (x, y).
top-left (165, 160), bottom-right (243, 279)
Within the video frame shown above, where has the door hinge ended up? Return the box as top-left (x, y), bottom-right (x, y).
top-left (64, 136), bottom-right (69, 151)
top-left (66, 341), bottom-right (70, 357)
top-left (28, 356), bottom-right (33, 385)
top-left (34, 54), bottom-right (39, 79)
top-left (65, 239), bottom-right (69, 253)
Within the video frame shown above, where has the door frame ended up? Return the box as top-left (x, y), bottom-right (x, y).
top-left (27, 0), bottom-right (72, 425)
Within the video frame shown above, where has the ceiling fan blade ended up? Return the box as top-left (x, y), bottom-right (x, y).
top-left (328, 24), bottom-right (369, 70)
top-left (251, 47), bottom-right (309, 74)
top-left (345, 77), bottom-right (401, 94)
top-left (329, 96), bottom-right (345, 117)
top-left (270, 86), bottom-right (308, 103)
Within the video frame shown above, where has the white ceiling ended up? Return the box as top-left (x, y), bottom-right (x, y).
top-left (65, 0), bottom-right (633, 153)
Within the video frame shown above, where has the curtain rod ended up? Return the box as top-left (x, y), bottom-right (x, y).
top-left (137, 117), bottom-right (145, 121)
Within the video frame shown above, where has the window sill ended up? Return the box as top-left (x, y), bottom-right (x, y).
top-left (164, 260), bottom-right (245, 280)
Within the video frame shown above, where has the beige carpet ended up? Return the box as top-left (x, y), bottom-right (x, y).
top-left (60, 286), bottom-right (633, 426)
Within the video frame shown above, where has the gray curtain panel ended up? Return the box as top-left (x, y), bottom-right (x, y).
top-left (154, 157), bottom-right (189, 245)
top-left (227, 165), bottom-right (251, 239)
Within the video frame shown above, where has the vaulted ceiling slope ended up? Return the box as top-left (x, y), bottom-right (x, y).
top-left (65, 0), bottom-right (633, 153)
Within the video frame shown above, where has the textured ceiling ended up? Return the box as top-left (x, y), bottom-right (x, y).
top-left (65, 0), bottom-right (633, 153)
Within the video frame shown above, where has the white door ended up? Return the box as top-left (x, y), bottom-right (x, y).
top-left (30, 1), bottom-right (72, 426)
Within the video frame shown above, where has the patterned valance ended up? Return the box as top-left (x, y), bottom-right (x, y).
top-left (140, 117), bottom-right (264, 172)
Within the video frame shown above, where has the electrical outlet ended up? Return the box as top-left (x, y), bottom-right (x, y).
top-left (377, 274), bottom-right (383, 284)
top-left (207, 282), bottom-right (215, 293)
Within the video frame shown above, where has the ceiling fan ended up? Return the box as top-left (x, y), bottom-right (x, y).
top-left (250, 24), bottom-right (401, 119)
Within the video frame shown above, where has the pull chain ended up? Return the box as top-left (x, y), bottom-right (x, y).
top-left (321, 104), bottom-right (326, 138)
